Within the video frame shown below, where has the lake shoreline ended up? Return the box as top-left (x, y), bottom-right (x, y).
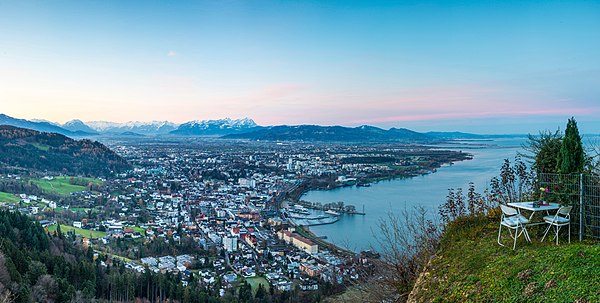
top-left (299, 137), bottom-right (528, 252)
top-left (285, 150), bottom-right (475, 254)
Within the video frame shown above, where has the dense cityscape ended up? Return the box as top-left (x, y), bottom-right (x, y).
top-left (0, 136), bottom-right (468, 301)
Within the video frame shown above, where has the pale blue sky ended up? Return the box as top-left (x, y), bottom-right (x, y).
top-left (1, 1), bottom-right (599, 133)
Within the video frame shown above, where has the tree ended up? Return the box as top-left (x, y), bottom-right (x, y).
top-left (556, 117), bottom-right (585, 174)
top-left (488, 157), bottom-right (534, 205)
top-left (521, 129), bottom-right (562, 174)
top-left (254, 283), bottom-right (267, 302)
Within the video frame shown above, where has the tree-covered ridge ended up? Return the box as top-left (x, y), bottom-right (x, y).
top-left (0, 125), bottom-right (130, 177)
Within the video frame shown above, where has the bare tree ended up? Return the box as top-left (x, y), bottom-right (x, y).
top-left (348, 206), bottom-right (441, 303)
top-left (0, 289), bottom-right (13, 303)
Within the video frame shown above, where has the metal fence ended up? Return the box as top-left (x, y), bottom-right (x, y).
top-left (538, 173), bottom-right (600, 241)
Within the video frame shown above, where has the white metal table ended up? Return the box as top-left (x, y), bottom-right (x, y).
top-left (507, 202), bottom-right (561, 226)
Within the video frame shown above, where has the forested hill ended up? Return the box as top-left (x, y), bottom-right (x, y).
top-left (0, 125), bottom-right (130, 177)
top-left (222, 125), bottom-right (432, 142)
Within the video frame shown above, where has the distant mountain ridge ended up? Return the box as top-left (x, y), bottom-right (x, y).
top-left (0, 125), bottom-right (130, 176)
top-left (86, 120), bottom-right (178, 134)
top-left (62, 119), bottom-right (99, 134)
top-left (0, 114), bottom-right (94, 136)
top-left (222, 124), bottom-right (433, 142)
top-left (1, 113), bottom-right (494, 141)
top-left (170, 118), bottom-right (260, 135)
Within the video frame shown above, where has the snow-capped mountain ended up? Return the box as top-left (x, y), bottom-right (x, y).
top-left (1, 114), bottom-right (260, 136)
top-left (30, 119), bottom-right (61, 126)
top-left (170, 118), bottom-right (260, 135)
top-left (62, 119), bottom-right (99, 134)
top-left (86, 121), bottom-right (178, 134)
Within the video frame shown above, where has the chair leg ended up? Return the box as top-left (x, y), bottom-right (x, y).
top-left (497, 223), bottom-right (504, 247)
top-left (568, 223), bottom-right (571, 243)
top-left (513, 226), bottom-right (518, 250)
top-left (555, 225), bottom-right (560, 245)
top-left (541, 223), bottom-right (552, 242)
top-left (522, 226), bottom-right (531, 242)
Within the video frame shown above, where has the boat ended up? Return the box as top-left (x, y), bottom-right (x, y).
top-left (288, 205), bottom-right (310, 215)
top-left (325, 210), bottom-right (340, 216)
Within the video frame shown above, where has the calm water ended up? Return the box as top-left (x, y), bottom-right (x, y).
top-left (302, 138), bottom-right (527, 252)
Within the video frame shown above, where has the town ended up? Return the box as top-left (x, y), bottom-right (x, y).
top-left (0, 137), bottom-right (468, 299)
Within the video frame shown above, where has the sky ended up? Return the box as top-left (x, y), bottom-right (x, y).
top-left (1, 0), bottom-right (599, 134)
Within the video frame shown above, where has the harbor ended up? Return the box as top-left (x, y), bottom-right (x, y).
top-left (283, 203), bottom-right (365, 227)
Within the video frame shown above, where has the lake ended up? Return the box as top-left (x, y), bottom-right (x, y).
top-left (301, 137), bottom-right (528, 252)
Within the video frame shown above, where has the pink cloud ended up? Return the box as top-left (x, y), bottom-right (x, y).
top-left (256, 84), bottom-right (304, 100)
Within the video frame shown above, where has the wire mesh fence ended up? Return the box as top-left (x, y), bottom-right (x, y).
top-left (538, 173), bottom-right (600, 240)
top-left (582, 174), bottom-right (600, 240)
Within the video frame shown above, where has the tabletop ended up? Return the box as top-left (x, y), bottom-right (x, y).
top-left (507, 201), bottom-right (561, 212)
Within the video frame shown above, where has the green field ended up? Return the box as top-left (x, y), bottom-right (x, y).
top-left (30, 143), bottom-right (50, 151)
top-left (0, 192), bottom-right (21, 204)
top-left (30, 176), bottom-right (104, 196)
top-left (126, 226), bottom-right (146, 234)
top-left (47, 224), bottom-right (107, 239)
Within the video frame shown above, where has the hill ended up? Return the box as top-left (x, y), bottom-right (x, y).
top-left (222, 125), bottom-right (432, 142)
top-left (407, 214), bottom-right (600, 302)
top-left (0, 114), bottom-right (95, 136)
top-left (0, 125), bottom-right (130, 176)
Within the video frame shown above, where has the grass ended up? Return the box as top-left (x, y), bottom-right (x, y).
top-left (30, 176), bottom-right (103, 196)
top-left (0, 192), bottom-right (21, 204)
top-left (47, 224), bottom-right (107, 239)
top-left (125, 226), bottom-right (146, 234)
top-left (246, 276), bottom-right (270, 294)
top-left (410, 213), bottom-right (600, 302)
top-left (30, 143), bottom-right (50, 151)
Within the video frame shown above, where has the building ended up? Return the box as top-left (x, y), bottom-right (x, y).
top-left (238, 178), bottom-right (256, 188)
top-left (223, 236), bottom-right (238, 252)
top-left (277, 229), bottom-right (318, 254)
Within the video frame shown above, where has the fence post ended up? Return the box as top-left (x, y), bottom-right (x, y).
top-left (580, 173), bottom-right (584, 241)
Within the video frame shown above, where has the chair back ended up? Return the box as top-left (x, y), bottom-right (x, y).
top-left (557, 206), bottom-right (572, 217)
top-left (500, 204), bottom-right (518, 216)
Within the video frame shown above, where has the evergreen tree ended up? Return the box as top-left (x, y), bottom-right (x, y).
top-left (254, 283), bottom-right (267, 302)
top-left (556, 117), bottom-right (585, 174)
top-left (56, 223), bottom-right (63, 239)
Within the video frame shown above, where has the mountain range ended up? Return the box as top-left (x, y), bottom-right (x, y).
top-left (0, 114), bottom-right (258, 136)
top-left (170, 118), bottom-right (260, 135)
top-left (0, 114), bottom-right (92, 137)
top-left (85, 120), bottom-right (178, 134)
top-left (0, 113), bottom-right (488, 142)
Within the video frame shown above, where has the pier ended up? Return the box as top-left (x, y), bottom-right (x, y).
top-left (295, 200), bottom-right (366, 215)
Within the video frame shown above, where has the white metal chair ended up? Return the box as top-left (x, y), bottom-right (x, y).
top-left (541, 206), bottom-right (572, 245)
top-left (498, 204), bottom-right (531, 250)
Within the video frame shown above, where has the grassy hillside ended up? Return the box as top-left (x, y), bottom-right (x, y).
top-left (408, 213), bottom-right (600, 302)
top-left (30, 176), bottom-right (103, 196)
top-left (47, 224), bottom-right (107, 239)
top-left (0, 191), bottom-right (20, 203)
